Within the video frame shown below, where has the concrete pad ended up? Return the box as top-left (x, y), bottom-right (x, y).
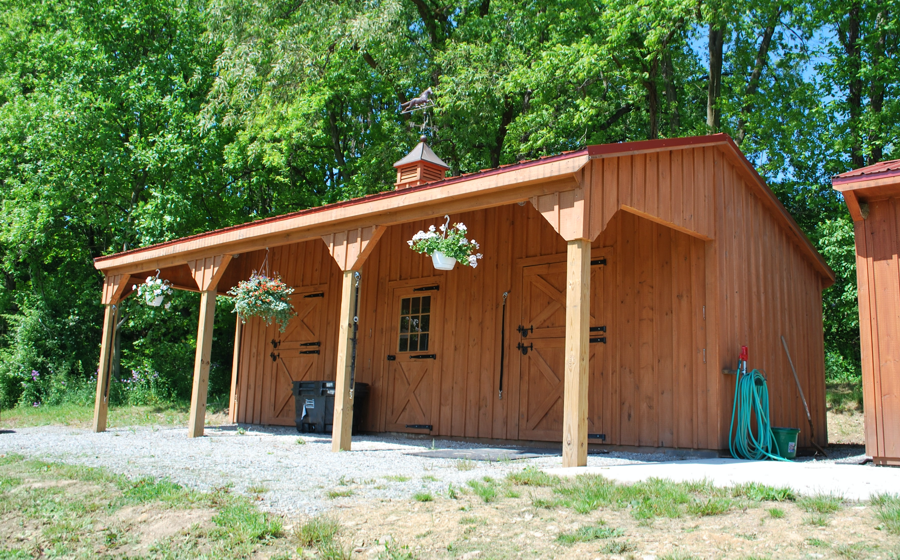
top-left (545, 459), bottom-right (900, 501)
top-left (406, 448), bottom-right (543, 461)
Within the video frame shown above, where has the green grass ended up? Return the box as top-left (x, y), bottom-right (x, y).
top-left (413, 491), bottom-right (434, 502)
top-left (247, 484), bottom-right (269, 494)
top-left (384, 475), bottom-right (411, 482)
top-left (326, 488), bottom-right (354, 499)
top-left (687, 497), bottom-right (733, 517)
top-left (768, 507), bottom-right (785, 519)
top-left (456, 459), bottom-right (476, 471)
top-left (872, 493), bottom-right (900, 534)
top-left (806, 537), bottom-right (829, 547)
top-left (0, 402), bottom-right (229, 430)
top-left (467, 478), bottom-right (498, 503)
top-left (0, 454), bottom-right (286, 558)
top-left (294, 515), bottom-right (350, 559)
top-left (506, 467), bottom-right (560, 487)
top-left (422, 475), bottom-right (439, 482)
top-left (459, 516), bottom-right (486, 525)
top-left (826, 382), bottom-right (864, 413)
top-left (543, 475), bottom-right (800, 521)
top-left (295, 515), bottom-right (342, 548)
top-left (798, 493), bottom-right (843, 514)
top-left (600, 540), bottom-right (636, 554)
top-left (556, 523), bottom-right (624, 545)
top-left (804, 513), bottom-right (830, 527)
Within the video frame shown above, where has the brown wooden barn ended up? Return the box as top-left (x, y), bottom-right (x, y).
top-left (92, 134), bottom-right (834, 466)
top-left (834, 161), bottom-right (900, 466)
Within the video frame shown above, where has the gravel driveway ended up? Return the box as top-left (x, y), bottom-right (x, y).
top-left (0, 425), bottom-right (672, 515)
top-left (0, 424), bottom-right (870, 515)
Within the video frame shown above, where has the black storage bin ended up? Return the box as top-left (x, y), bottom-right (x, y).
top-left (293, 381), bottom-right (370, 435)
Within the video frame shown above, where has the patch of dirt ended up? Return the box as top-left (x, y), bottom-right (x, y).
top-left (319, 490), bottom-right (898, 559)
top-left (115, 505), bottom-right (216, 547)
top-left (827, 409), bottom-right (865, 445)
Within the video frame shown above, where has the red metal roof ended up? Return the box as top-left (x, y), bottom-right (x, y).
top-left (833, 159), bottom-right (900, 187)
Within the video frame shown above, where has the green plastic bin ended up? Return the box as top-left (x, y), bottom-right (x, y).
top-left (771, 427), bottom-right (800, 460)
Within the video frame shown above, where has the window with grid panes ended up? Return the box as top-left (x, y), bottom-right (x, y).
top-left (398, 296), bottom-right (431, 352)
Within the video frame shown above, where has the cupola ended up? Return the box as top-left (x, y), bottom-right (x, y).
top-left (393, 136), bottom-right (450, 190)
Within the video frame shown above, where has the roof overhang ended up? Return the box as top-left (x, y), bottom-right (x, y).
top-left (95, 134), bottom-right (834, 286)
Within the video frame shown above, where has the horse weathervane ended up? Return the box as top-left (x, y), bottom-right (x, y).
top-left (400, 87), bottom-right (436, 137)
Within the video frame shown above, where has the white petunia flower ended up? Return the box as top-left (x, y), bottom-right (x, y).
top-left (428, 225), bottom-right (436, 232)
top-left (408, 240), bottom-right (414, 247)
top-left (458, 223), bottom-right (467, 231)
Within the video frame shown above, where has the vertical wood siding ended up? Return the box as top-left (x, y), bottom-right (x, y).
top-left (714, 155), bottom-right (828, 449)
top-left (854, 196), bottom-right (900, 463)
top-left (230, 147), bottom-right (828, 452)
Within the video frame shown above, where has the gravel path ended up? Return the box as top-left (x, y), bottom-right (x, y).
top-left (0, 425), bottom-right (672, 515)
top-left (0, 425), bottom-right (869, 515)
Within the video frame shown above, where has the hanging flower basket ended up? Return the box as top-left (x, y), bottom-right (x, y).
top-left (135, 275), bottom-right (173, 309)
top-left (408, 215), bottom-right (483, 270)
top-left (227, 273), bottom-right (296, 332)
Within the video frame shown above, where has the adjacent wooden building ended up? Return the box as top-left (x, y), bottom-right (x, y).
top-left (834, 161), bottom-right (900, 466)
top-left (93, 134), bottom-right (834, 465)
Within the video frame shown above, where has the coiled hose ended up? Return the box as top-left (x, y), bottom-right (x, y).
top-left (728, 363), bottom-right (789, 461)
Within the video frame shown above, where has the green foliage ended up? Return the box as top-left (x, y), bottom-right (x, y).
top-left (1, 0), bottom-right (896, 404)
top-left (506, 467), bottom-right (561, 488)
top-left (798, 493), bottom-right (843, 514)
top-left (295, 515), bottom-right (342, 548)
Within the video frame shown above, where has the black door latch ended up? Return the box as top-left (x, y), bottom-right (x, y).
top-left (517, 342), bottom-right (533, 356)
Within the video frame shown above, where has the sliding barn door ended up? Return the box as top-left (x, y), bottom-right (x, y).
top-left (516, 261), bottom-right (606, 441)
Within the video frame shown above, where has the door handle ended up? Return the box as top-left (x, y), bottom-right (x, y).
top-left (410, 354), bottom-right (436, 359)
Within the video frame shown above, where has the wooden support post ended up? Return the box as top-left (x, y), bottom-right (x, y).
top-left (92, 304), bottom-right (117, 432)
top-left (562, 239), bottom-right (591, 467)
top-left (186, 254), bottom-right (232, 438)
top-left (188, 290), bottom-right (217, 438)
top-left (332, 270), bottom-right (359, 452)
top-left (92, 273), bottom-right (132, 433)
top-left (229, 314), bottom-right (242, 424)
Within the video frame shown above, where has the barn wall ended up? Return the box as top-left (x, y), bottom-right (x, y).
top-left (589, 146), bottom-right (717, 240)
top-left (854, 196), bottom-right (900, 463)
top-left (232, 240), bottom-right (343, 425)
top-left (713, 156), bottom-right (828, 449)
top-left (231, 202), bottom-right (718, 449)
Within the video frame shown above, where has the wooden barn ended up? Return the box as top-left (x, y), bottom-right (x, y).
top-left (92, 134), bottom-right (834, 467)
top-left (834, 160), bottom-right (900, 466)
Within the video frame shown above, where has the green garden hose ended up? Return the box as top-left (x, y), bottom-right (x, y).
top-left (728, 361), bottom-right (789, 461)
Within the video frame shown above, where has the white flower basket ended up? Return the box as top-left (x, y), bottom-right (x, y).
top-left (149, 295), bottom-right (165, 307)
top-left (431, 251), bottom-right (457, 271)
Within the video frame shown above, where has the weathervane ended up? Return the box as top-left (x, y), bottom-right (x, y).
top-left (400, 87), bottom-right (436, 137)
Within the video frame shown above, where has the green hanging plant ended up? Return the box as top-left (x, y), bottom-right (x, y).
top-left (228, 273), bottom-right (296, 332)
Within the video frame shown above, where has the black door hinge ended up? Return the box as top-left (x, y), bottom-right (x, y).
top-left (299, 350), bottom-right (320, 355)
top-left (590, 337), bottom-right (607, 344)
top-left (410, 354), bottom-right (436, 359)
top-left (591, 258), bottom-right (607, 266)
top-left (304, 292), bottom-right (325, 298)
top-left (590, 326), bottom-right (606, 333)
top-left (413, 285), bottom-right (440, 292)
top-left (406, 424), bottom-right (433, 430)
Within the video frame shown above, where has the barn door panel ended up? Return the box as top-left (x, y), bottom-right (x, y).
top-left (384, 288), bottom-right (442, 433)
top-left (265, 291), bottom-right (325, 425)
top-left (517, 261), bottom-right (605, 442)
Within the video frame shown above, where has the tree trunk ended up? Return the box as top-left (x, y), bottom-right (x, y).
top-left (663, 53), bottom-right (679, 135)
top-left (707, 23), bottom-right (726, 132)
top-left (868, 5), bottom-right (886, 164)
top-left (839, 5), bottom-right (864, 169)
top-left (736, 13), bottom-right (779, 145)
